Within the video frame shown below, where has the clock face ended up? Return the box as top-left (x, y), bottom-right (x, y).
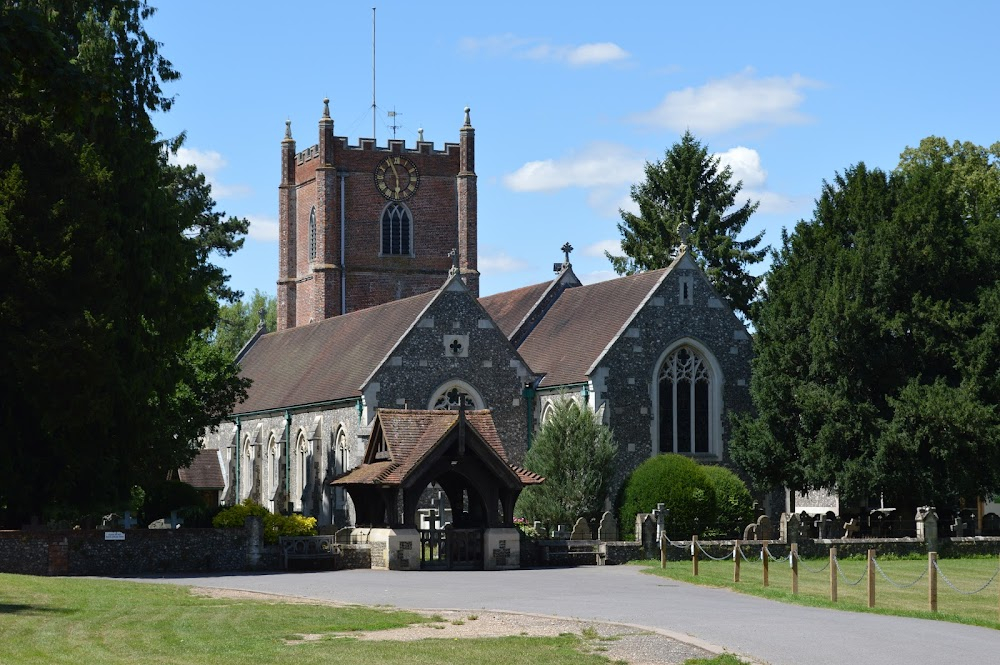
top-left (374, 155), bottom-right (419, 201)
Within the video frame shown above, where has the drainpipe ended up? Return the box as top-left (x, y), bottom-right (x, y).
top-left (284, 410), bottom-right (291, 515)
top-left (522, 382), bottom-right (536, 451)
top-left (339, 170), bottom-right (348, 315)
top-left (234, 416), bottom-right (241, 504)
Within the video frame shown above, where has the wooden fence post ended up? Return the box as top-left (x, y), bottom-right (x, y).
top-left (830, 546), bottom-right (838, 602)
top-left (867, 548), bottom-right (875, 609)
top-left (762, 540), bottom-right (770, 588)
top-left (692, 535), bottom-right (699, 576)
top-left (660, 534), bottom-right (666, 569)
top-left (734, 540), bottom-right (741, 583)
top-left (791, 543), bottom-right (798, 595)
top-left (928, 551), bottom-right (937, 613)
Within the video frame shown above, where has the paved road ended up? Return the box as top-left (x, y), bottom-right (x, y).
top-left (138, 566), bottom-right (1000, 665)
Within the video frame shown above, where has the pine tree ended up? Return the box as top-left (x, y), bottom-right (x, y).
top-left (608, 131), bottom-right (766, 320)
top-left (515, 399), bottom-right (617, 528)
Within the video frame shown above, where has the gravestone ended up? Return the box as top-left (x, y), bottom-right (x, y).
top-left (639, 514), bottom-right (657, 556)
top-left (653, 502), bottom-right (667, 543)
top-left (780, 513), bottom-right (800, 544)
top-left (983, 513), bottom-right (1000, 537)
top-left (552, 524), bottom-right (570, 540)
top-left (915, 506), bottom-right (939, 551)
top-left (635, 513), bottom-right (651, 543)
top-left (169, 511), bottom-right (184, 529)
top-left (533, 521), bottom-right (547, 538)
top-left (842, 518), bottom-right (859, 539)
top-left (815, 513), bottom-right (830, 539)
top-left (951, 516), bottom-right (966, 538)
top-left (755, 515), bottom-right (772, 541)
top-left (743, 523), bottom-right (757, 540)
top-left (598, 511), bottom-right (618, 542)
top-left (571, 517), bottom-right (591, 540)
top-left (122, 512), bottom-right (137, 530)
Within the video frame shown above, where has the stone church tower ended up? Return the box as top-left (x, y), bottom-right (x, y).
top-left (277, 100), bottom-right (478, 330)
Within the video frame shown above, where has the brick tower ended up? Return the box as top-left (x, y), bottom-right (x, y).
top-left (277, 100), bottom-right (479, 331)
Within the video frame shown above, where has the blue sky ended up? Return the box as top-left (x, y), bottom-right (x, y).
top-left (147, 2), bottom-right (1000, 300)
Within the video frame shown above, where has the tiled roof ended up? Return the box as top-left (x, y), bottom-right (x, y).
top-left (479, 281), bottom-right (550, 338)
top-left (234, 290), bottom-right (437, 414)
top-left (517, 268), bottom-right (669, 387)
top-left (177, 449), bottom-right (224, 489)
top-left (333, 409), bottom-right (543, 487)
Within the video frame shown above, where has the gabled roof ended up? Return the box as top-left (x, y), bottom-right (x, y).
top-left (234, 290), bottom-right (437, 414)
top-left (479, 281), bottom-right (551, 338)
top-left (176, 449), bottom-right (224, 490)
top-left (333, 409), bottom-right (543, 487)
top-left (516, 267), bottom-right (671, 387)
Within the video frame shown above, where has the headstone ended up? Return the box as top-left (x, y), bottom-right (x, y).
top-left (169, 511), bottom-right (184, 529)
top-left (915, 506), bottom-right (939, 551)
top-left (755, 515), bottom-right (772, 541)
top-left (983, 513), bottom-right (1000, 537)
top-left (743, 523), bottom-right (757, 540)
top-left (571, 517), bottom-right (591, 540)
top-left (426, 508), bottom-right (439, 531)
top-left (814, 514), bottom-right (830, 539)
top-left (640, 514), bottom-right (657, 557)
top-left (951, 516), bottom-right (966, 538)
top-left (654, 502), bottom-right (667, 543)
top-left (842, 518), bottom-right (860, 539)
top-left (780, 513), bottom-right (800, 544)
top-left (597, 511), bottom-right (618, 542)
top-left (552, 524), bottom-right (570, 540)
top-left (148, 519), bottom-right (170, 530)
top-left (533, 521), bottom-right (547, 538)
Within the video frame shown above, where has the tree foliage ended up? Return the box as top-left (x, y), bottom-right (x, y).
top-left (0, 1), bottom-right (249, 527)
top-left (211, 290), bottom-right (277, 360)
top-left (617, 454), bottom-right (716, 539)
top-left (731, 137), bottom-right (1000, 508)
top-left (701, 465), bottom-right (755, 537)
top-left (515, 399), bottom-right (617, 527)
top-left (608, 131), bottom-right (767, 319)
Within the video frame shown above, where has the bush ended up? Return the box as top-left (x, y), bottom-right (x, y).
top-left (142, 481), bottom-right (205, 523)
top-left (212, 500), bottom-right (317, 544)
top-left (618, 454), bottom-right (716, 539)
top-left (701, 465), bottom-right (756, 538)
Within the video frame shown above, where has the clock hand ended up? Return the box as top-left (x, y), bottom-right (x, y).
top-left (389, 159), bottom-right (401, 196)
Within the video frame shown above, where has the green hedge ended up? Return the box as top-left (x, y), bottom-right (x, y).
top-left (701, 465), bottom-right (755, 538)
top-left (212, 500), bottom-right (317, 544)
top-left (618, 454), bottom-right (717, 539)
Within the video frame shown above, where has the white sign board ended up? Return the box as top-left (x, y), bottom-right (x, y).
top-left (104, 531), bottom-right (126, 541)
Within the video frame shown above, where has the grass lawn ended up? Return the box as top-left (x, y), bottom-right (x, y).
top-left (639, 553), bottom-right (1000, 630)
top-left (0, 574), bottom-right (617, 665)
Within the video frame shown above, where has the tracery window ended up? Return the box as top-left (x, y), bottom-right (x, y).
top-left (265, 435), bottom-right (279, 510)
top-left (242, 436), bottom-right (254, 500)
top-left (430, 383), bottom-right (483, 411)
top-left (658, 347), bottom-right (712, 454)
top-left (296, 432), bottom-right (309, 509)
top-left (337, 428), bottom-right (350, 474)
top-left (380, 203), bottom-right (411, 256)
top-left (308, 207), bottom-right (317, 260)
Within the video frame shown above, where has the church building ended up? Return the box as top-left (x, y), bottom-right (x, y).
top-left (199, 102), bottom-right (752, 568)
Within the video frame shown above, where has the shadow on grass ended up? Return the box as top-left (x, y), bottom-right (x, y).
top-left (0, 603), bottom-right (75, 615)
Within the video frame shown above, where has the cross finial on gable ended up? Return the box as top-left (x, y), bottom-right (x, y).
top-left (677, 222), bottom-right (691, 249)
top-left (447, 248), bottom-right (459, 276)
top-left (258, 306), bottom-right (267, 330)
top-left (561, 242), bottom-right (574, 267)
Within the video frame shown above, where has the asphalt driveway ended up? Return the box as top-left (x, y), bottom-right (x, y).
top-left (137, 565), bottom-right (1000, 665)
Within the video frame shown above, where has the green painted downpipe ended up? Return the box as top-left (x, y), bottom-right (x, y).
top-left (284, 409), bottom-right (291, 515)
top-left (522, 383), bottom-right (536, 451)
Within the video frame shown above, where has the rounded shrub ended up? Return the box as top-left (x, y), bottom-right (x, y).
top-left (212, 500), bottom-right (317, 544)
top-left (701, 465), bottom-right (756, 538)
top-left (618, 454), bottom-right (716, 539)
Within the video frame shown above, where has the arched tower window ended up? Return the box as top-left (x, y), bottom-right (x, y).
top-left (380, 203), bottom-right (412, 256)
top-left (658, 347), bottom-right (713, 455)
top-left (308, 207), bottom-right (317, 260)
top-left (428, 380), bottom-right (484, 411)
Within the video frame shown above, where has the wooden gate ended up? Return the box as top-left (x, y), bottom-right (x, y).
top-left (420, 525), bottom-right (483, 570)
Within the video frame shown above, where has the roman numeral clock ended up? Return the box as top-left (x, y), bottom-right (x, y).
top-left (374, 155), bottom-right (420, 201)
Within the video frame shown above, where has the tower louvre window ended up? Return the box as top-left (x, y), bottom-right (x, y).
top-left (381, 203), bottom-right (412, 256)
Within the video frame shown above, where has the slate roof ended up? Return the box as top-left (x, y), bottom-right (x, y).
top-left (516, 267), bottom-right (670, 387)
top-left (479, 280), bottom-right (550, 338)
top-left (233, 290), bottom-right (437, 414)
top-left (176, 449), bottom-right (224, 489)
top-left (333, 409), bottom-right (543, 487)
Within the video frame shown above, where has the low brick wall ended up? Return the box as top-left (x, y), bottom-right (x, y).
top-left (0, 526), bottom-right (264, 576)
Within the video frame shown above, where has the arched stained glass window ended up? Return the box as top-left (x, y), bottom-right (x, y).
top-left (658, 347), bottom-right (712, 454)
top-left (428, 381), bottom-right (484, 411)
top-left (381, 203), bottom-right (411, 256)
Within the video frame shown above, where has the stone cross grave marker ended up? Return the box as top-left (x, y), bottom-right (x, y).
top-left (654, 502), bottom-right (666, 543)
top-left (815, 514), bottom-right (829, 539)
top-left (842, 518), bottom-right (860, 539)
top-left (169, 511), bottom-right (184, 529)
top-left (426, 508), bottom-right (439, 531)
top-left (952, 516), bottom-right (966, 538)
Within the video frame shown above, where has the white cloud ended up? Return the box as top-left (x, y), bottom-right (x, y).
top-left (504, 142), bottom-right (645, 192)
top-left (169, 146), bottom-right (251, 200)
top-left (479, 251), bottom-right (529, 274)
top-left (715, 146), bottom-right (767, 189)
top-left (246, 215), bottom-right (278, 242)
top-left (582, 239), bottom-right (622, 258)
top-left (632, 69), bottom-right (821, 134)
top-left (460, 34), bottom-right (629, 66)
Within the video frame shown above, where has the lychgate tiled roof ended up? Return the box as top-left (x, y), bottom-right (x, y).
top-left (517, 268), bottom-right (670, 387)
top-left (177, 449), bottom-right (224, 490)
top-left (233, 290), bottom-right (437, 414)
top-left (479, 281), bottom-right (551, 338)
top-left (333, 409), bottom-right (543, 487)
